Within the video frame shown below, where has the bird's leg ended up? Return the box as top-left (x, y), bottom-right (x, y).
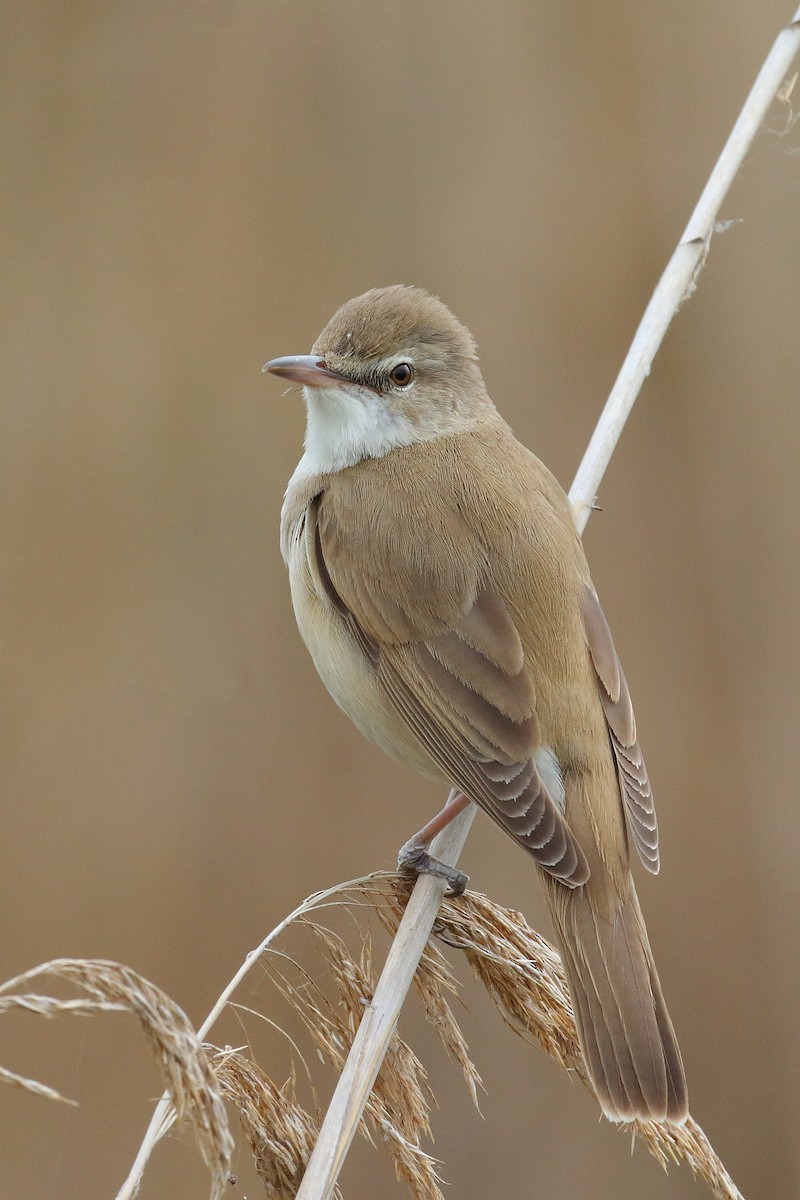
top-left (397, 789), bottom-right (471, 895)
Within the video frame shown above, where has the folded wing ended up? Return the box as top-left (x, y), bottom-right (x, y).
top-left (309, 494), bottom-right (589, 886)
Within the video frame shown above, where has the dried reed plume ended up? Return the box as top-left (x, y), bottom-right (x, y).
top-left (262, 920), bottom-right (445, 1200)
top-left (2, 878), bottom-right (744, 1200)
top-left (214, 1051), bottom-right (330, 1200)
top-left (0, 958), bottom-right (235, 1198)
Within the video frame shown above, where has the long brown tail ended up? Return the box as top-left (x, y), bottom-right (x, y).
top-left (546, 869), bottom-right (688, 1123)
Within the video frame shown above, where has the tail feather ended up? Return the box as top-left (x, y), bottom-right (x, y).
top-left (548, 874), bottom-right (688, 1123)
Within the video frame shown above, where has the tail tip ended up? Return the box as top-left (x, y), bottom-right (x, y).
top-left (598, 1094), bottom-right (689, 1126)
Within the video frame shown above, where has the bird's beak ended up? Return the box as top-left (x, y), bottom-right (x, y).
top-left (262, 355), bottom-right (343, 388)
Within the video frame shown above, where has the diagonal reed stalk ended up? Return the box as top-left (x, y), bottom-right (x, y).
top-left (118, 8), bottom-right (800, 1198)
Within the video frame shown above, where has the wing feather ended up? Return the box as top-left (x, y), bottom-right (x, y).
top-left (581, 585), bottom-right (659, 873)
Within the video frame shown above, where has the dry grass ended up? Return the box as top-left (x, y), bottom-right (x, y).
top-left (1, 879), bottom-right (744, 1200)
top-left (387, 883), bottom-right (583, 1076)
top-left (214, 1050), bottom-right (330, 1200)
top-left (0, 958), bottom-right (235, 1199)
top-left (261, 918), bottom-right (449, 1200)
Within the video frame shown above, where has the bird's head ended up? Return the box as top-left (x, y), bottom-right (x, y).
top-left (264, 285), bottom-right (491, 473)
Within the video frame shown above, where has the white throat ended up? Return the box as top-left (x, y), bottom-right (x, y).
top-left (292, 384), bottom-right (430, 478)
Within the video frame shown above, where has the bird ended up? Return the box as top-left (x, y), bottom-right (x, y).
top-left (264, 284), bottom-right (688, 1124)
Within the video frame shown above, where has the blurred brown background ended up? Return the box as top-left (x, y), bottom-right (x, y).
top-left (2, 2), bottom-right (799, 1197)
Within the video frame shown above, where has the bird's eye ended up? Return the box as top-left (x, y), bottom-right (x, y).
top-left (389, 362), bottom-right (414, 387)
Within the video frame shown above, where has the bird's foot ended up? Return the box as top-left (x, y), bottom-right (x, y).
top-left (397, 839), bottom-right (469, 897)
